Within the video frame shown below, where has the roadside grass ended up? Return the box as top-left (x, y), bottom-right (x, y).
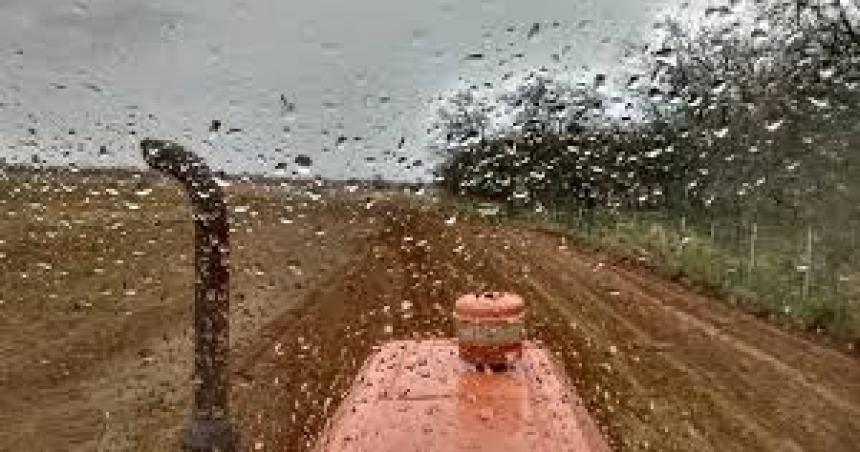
top-left (450, 198), bottom-right (860, 346)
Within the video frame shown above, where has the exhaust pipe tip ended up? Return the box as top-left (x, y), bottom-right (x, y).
top-left (140, 139), bottom-right (204, 177)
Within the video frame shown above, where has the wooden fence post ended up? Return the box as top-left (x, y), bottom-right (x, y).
top-left (748, 222), bottom-right (757, 284)
top-left (679, 215), bottom-right (687, 257)
top-left (803, 224), bottom-right (813, 302)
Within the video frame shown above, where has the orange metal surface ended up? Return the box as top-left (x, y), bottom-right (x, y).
top-left (457, 341), bottom-right (522, 367)
top-left (315, 340), bottom-right (611, 452)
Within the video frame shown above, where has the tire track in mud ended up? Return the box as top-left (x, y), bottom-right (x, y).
top-left (515, 249), bottom-right (798, 451)
top-left (480, 238), bottom-right (786, 451)
top-left (493, 228), bottom-right (860, 451)
top-left (558, 246), bottom-right (860, 419)
top-left (522, 272), bottom-right (785, 451)
top-left (597, 256), bottom-right (860, 404)
top-left (558, 239), bottom-right (859, 372)
top-left (232, 207), bottom-right (860, 452)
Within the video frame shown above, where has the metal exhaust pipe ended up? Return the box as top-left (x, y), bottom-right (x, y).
top-left (140, 139), bottom-right (237, 452)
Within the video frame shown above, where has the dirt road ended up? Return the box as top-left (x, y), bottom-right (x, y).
top-left (2, 179), bottom-right (859, 451)
top-left (235, 203), bottom-right (860, 452)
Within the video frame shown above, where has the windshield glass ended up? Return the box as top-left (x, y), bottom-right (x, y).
top-left (2, 1), bottom-right (859, 451)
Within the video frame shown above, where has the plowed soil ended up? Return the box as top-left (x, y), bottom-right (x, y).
top-left (2, 180), bottom-right (858, 451)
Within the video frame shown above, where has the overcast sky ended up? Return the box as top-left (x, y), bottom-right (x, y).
top-left (0, 0), bottom-right (699, 180)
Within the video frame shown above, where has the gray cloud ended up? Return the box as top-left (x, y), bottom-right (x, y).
top-left (0, 0), bottom-right (686, 180)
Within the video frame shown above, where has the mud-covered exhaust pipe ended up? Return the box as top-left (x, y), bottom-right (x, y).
top-left (140, 139), bottom-right (237, 452)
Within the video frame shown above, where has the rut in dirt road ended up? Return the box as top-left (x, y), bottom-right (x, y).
top-left (489, 228), bottom-right (860, 451)
top-left (233, 205), bottom-right (860, 452)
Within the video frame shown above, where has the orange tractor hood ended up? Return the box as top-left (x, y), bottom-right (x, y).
top-left (314, 339), bottom-right (611, 452)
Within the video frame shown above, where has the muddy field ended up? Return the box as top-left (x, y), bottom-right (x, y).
top-left (0, 174), bottom-right (379, 450)
top-left (1, 175), bottom-right (859, 451)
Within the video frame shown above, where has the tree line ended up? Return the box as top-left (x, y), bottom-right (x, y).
top-left (434, 0), bottom-right (860, 222)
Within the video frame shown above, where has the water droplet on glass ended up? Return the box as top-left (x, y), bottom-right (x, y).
top-left (294, 155), bottom-right (313, 176)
